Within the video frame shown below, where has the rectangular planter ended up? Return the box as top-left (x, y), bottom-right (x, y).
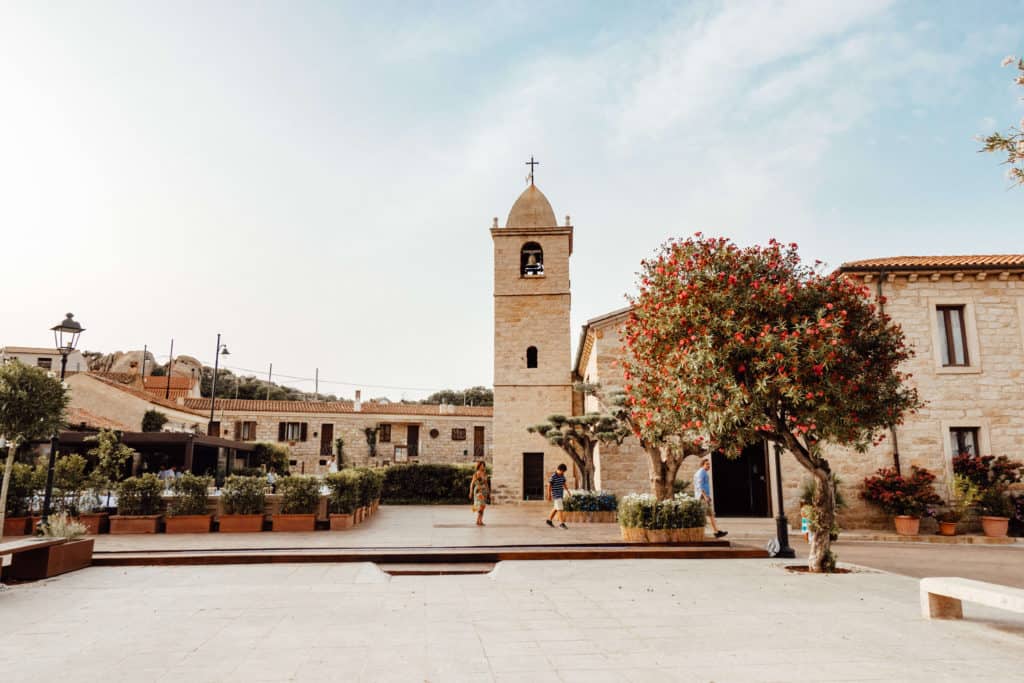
top-left (165, 514), bottom-right (212, 534)
top-left (272, 513), bottom-right (316, 532)
top-left (329, 513), bottom-right (354, 530)
top-left (7, 538), bottom-right (95, 581)
top-left (76, 513), bottom-right (109, 535)
top-left (218, 514), bottom-right (265, 533)
top-left (3, 516), bottom-right (30, 536)
top-left (109, 515), bottom-right (163, 534)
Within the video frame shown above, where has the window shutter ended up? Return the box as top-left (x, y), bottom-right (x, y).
top-left (234, 422), bottom-right (241, 439)
top-left (278, 422), bottom-right (286, 441)
top-left (300, 423), bottom-right (308, 442)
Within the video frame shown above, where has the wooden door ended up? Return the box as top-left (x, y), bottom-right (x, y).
top-left (473, 426), bottom-right (485, 459)
top-left (407, 425), bottom-right (419, 457)
top-left (320, 423), bottom-right (334, 456)
top-left (522, 453), bottom-right (545, 500)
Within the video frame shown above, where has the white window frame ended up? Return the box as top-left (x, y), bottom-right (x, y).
top-left (284, 422), bottom-right (302, 441)
top-left (927, 298), bottom-right (981, 375)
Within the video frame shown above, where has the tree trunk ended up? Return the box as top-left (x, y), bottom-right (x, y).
top-left (0, 443), bottom-right (17, 533)
top-left (807, 465), bottom-right (836, 573)
top-left (646, 446), bottom-right (682, 500)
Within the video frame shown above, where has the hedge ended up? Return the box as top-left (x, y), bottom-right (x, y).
top-left (618, 493), bottom-right (706, 529)
top-left (564, 490), bottom-right (617, 512)
top-left (381, 464), bottom-right (481, 504)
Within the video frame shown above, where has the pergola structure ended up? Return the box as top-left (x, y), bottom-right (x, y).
top-left (58, 431), bottom-right (259, 479)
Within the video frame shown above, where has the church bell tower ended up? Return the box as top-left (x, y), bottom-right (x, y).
top-left (490, 165), bottom-right (574, 502)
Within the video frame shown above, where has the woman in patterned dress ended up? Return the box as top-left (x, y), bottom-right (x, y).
top-left (469, 460), bottom-right (490, 526)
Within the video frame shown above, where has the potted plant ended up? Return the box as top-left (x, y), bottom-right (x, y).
top-left (165, 473), bottom-right (213, 533)
top-left (563, 490), bottom-right (618, 523)
top-left (617, 493), bottom-right (706, 543)
top-left (326, 470), bottom-right (359, 530)
top-left (52, 453), bottom-right (107, 534)
top-left (976, 485), bottom-right (1013, 537)
top-left (1, 462), bottom-right (35, 536)
top-left (219, 475), bottom-right (267, 532)
top-left (6, 513), bottom-right (94, 580)
top-left (353, 467), bottom-right (376, 523)
top-left (272, 476), bottom-right (321, 531)
top-left (110, 474), bottom-right (164, 533)
top-left (860, 466), bottom-right (942, 536)
top-left (937, 475), bottom-right (978, 536)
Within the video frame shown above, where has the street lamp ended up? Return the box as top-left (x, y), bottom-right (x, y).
top-left (770, 441), bottom-right (796, 559)
top-left (208, 334), bottom-right (229, 434)
top-left (41, 313), bottom-right (85, 527)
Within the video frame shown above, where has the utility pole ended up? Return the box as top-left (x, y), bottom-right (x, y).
top-left (165, 339), bottom-right (174, 399)
top-left (266, 363), bottom-right (272, 400)
top-left (140, 344), bottom-right (148, 379)
top-left (315, 367), bottom-right (319, 399)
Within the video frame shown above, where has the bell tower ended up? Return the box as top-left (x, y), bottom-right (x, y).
top-left (490, 172), bottom-right (574, 502)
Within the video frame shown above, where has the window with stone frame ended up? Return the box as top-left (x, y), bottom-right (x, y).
top-left (452, 428), bottom-right (467, 441)
top-left (279, 422), bottom-right (307, 442)
top-left (379, 424), bottom-right (392, 443)
top-left (949, 427), bottom-right (980, 457)
top-left (235, 421), bottom-right (257, 441)
top-left (936, 305), bottom-right (969, 367)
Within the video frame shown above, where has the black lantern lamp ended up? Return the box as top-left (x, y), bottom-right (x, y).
top-left (41, 313), bottom-right (85, 528)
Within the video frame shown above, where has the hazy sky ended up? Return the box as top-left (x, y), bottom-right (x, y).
top-left (2, 1), bottom-right (1021, 400)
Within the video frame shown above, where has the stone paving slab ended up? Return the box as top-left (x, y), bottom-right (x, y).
top-left (1, 559), bottom-right (1022, 681)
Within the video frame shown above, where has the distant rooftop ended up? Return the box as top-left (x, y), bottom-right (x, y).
top-left (840, 255), bottom-right (1024, 272)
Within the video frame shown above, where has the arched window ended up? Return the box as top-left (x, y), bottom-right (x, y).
top-left (521, 242), bottom-right (544, 276)
top-left (526, 346), bottom-right (538, 368)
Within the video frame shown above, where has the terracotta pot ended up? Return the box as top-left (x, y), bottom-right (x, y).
top-left (7, 538), bottom-right (94, 580)
top-left (109, 515), bottom-right (162, 534)
top-left (76, 513), bottom-right (109, 535)
top-left (3, 516), bottom-right (29, 536)
top-left (329, 513), bottom-right (354, 530)
top-left (980, 516), bottom-right (1009, 538)
top-left (893, 515), bottom-right (920, 536)
top-left (218, 514), bottom-right (264, 533)
top-left (938, 521), bottom-right (958, 536)
top-left (165, 514), bottom-right (212, 534)
top-left (272, 513), bottom-right (316, 532)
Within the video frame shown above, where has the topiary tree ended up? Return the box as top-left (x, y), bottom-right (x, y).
top-left (622, 235), bottom-right (922, 572)
top-left (141, 409), bottom-right (168, 433)
top-left (528, 384), bottom-right (630, 490)
top-left (980, 55), bottom-right (1024, 186)
top-left (0, 361), bottom-right (69, 533)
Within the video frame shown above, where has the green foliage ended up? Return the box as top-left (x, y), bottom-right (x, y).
top-left (42, 512), bottom-right (87, 540)
top-left (325, 470), bottom-right (360, 514)
top-left (199, 367), bottom-right (336, 401)
top-left (221, 476), bottom-right (267, 515)
top-left (277, 476), bottom-right (322, 514)
top-left (87, 429), bottom-right (136, 485)
top-left (938, 475), bottom-right (979, 523)
top-left (563, 490), bottom-right (618, 512)
top-left (798, 474), bottom-right (847, 509)
top-left (0, 462), bottom-right (36, 516)
top-left (115, 474), bottom-right (165, 516)
top-left (141, 410), bottom-right (168, 433)
top-left (334, 437), bottom-right (345, 465)
top-left (168, 473), bottom-right (212, 516)
top-left (364, 427), bottom-right (379, 458)
top-left (977, 486), bottom-right (1014, 518)
top-left (54, 453), bottom-right (89, 516)
top-left (382, 464), bottom-right (479, 504)
top-left (979, 56), bottom-right (1024, 186)
top-left (0, 360), bottom-right (69, 445)
top-left (421, 386), bottom-right (494, 406)
top-left (252, 442), bottom-right (290, 474)
top-left (860, 466), bottom-right (942, 516)
top-left (618, 493), bottom-right (706, 529)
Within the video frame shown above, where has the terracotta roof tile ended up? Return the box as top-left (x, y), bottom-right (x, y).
top-left (0, 346), bottom-right (63, 355)
top-left (840, 255), bottom-right (1024, 272)
top-left (182, 398), bottom-right (492, 417)
top-left (143, 376), bottom-right (193, 390)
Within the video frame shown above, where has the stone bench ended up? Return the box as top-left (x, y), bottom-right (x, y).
top-left (920, 577), bottom-right (1024, 620)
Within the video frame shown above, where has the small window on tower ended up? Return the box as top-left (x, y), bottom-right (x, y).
top-left (526, 346), bottom-right (538, 368)
top-left (521, 242), bottom-right (544, 276)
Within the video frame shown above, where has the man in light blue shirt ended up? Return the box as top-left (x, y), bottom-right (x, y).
top-left (694, 457), bottom-right (727, 538)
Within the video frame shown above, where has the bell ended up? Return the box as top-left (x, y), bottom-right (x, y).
top-left (526, 253), bottom-right (538, 267)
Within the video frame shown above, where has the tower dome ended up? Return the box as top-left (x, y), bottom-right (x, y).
top-left (506, 183), bottom-right (557, 229)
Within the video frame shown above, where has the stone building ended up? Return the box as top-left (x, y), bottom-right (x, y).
top-left (0, 346), bottom-right (87, 373)
top-left (571, 254), bottom-right (1024, 527)
top-left (183, 396), bottom-right (492, 474)
top-left (490, 181), bottom-right (575, 502)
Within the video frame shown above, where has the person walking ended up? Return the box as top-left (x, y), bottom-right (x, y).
top-left (545, 463), bottom-right (569, 529)
top-left (469, 461), bottom-right (489, 526)
top-left (694, 457), bottom-right (727, 538)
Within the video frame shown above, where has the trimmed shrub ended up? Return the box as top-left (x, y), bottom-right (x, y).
top-left (564, 490), bottom-right (617, 512)
top-left (221, 475), bottom-right (267, 515)
top-left (278, 476), bottom-right (321, 514)
top-left (618, 493), bottom-right (706, 529)
top-left (325, 470), bottom-right (360, 514)
top-left (115, 474), bottom-right (165, 516)
top-left (168, 473), bottom-right (213, 516)
top-left (0, 462), bottom-right (36, 517)
top-left (141, 409), bottom-right (168, 432)
top-left (252, 442), bottom-right (291, 475)
top-left (382, 464), bottom-right (480, 504)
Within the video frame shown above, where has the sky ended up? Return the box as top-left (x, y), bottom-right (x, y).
top-left (2, 1), bottom-right (1022, 400)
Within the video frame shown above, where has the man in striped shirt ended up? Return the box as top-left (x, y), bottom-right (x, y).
top-left (545, 463), bottom-right (569, 529)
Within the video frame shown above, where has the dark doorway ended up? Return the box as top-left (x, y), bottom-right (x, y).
top-left (473, 426), bottom-right (485, 459)
top-left (523, 453), bottom-right (545, 500)
top-left (320, 423), bottom-right (334, 456)
top-left (407, 425), bottom-right (420, 458)
top-left (711, 442), bottom-right (770, 517)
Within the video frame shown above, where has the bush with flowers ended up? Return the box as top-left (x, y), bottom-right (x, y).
top-left (618, 492), bottom-right (707, 542)
top-left (860, 466), bottom-right (942, 517)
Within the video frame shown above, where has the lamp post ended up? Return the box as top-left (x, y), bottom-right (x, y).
top-left (771, 441), bottom-right (796, 558)
top-left (208, 334), bottom-right (230, 434)
top-left (41, 313), bottom-right (85, 527)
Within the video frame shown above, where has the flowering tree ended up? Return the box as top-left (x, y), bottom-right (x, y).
top-left (621, 235), bottom-right (921, 572)
top-left (980, 55), bottom-right (1024, 186)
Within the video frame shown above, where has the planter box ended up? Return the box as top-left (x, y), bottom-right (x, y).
top-left (565, 511), bottom-right (617, 523)
top-left (620, 526), bottom-right (706, 543)
top-left (329, 513), bottom-right (354, 530)
top-left (76, 513), bottom-right (109, 535)
top-left (165, 514), bottom-right (212, 534)
top-left (3, 516), bottom-right (29, 536)
top-left (7, 538), bottom-right (94, 581)
top-left (354, 508), bottom-right (364, 524)
top-left (272, 514), bottom-right (316, 532)
top-left (218, 514), bottom-right (265, 533)
top-left (110, 515), bottom-right (162, 534)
